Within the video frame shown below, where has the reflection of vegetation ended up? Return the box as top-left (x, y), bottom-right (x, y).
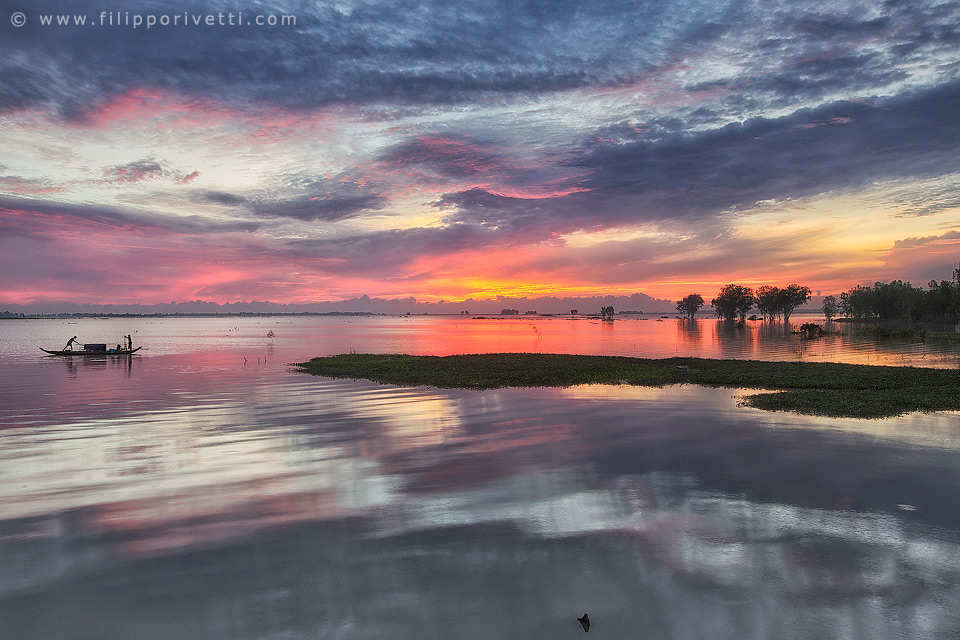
top-left (296, 353), bottom-right (960, 419)
top-left (822, 295), bottom-right (839, 320)
top-left (857, 326), bottom-right (927, 340)
top-left (793, 323), bottom-right (841, 338)
top-left (928, 329), bottom-right (960, 339)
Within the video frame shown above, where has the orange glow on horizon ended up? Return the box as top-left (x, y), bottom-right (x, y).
top-left (4, 85), bottom-right (958, 310)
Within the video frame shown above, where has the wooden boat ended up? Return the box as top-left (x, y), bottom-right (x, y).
top-left (41, 345), bottom-right (141, 356)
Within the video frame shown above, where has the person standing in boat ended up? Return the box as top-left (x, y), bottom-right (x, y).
top-left (125, 334), bottom-right (132, 351)
top-left (64, 336), bottom-right (78, 351)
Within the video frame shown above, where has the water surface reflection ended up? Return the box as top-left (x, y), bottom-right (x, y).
top-left (2, 358), bottom-right (959, 639)
top-left (2, 315), bottom-right (958, 367)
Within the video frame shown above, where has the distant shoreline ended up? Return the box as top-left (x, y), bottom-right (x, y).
top-left (295, 353), bottom-right (960, 419)
top-left (1, 309), bottom-right (834, 320)
top-left (0, 311), bottom-right (383, 319)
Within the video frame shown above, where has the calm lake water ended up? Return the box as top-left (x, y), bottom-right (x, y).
top-left (1, 316), bottom-right (959, 639)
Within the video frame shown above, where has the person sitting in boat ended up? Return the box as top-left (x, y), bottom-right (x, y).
top-left (113, 344), bottom-right (122, 354)
top-left (64, 336), bottom-right (78, 351)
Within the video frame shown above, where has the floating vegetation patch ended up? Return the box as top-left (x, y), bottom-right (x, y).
top-left (295, 353), bottom-right (960, 419)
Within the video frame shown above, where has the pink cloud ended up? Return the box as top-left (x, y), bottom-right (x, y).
top-left (880, 232), bottom-right (960, 283)
top-left (0, 176), bottom-right (65, 195)
top-left (107, 159), bottom-right (164, 182)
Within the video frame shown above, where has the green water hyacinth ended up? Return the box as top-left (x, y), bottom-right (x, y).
top-left (296, 353), bottom-right (960, 419)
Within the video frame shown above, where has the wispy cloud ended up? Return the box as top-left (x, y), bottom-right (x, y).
top-left (0, 196), bottom-right (260, 234)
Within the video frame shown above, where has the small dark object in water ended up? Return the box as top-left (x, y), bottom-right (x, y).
top-left (797, 322), bottom-right (825, 338)
top-left (578, 613), bottom-right (590, 632)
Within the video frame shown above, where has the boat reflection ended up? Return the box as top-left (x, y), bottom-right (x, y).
top-left (58, 353), bottom-right (137, 377)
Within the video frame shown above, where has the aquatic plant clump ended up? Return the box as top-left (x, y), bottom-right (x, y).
top-left (295, 353), bottom-right (960, 419)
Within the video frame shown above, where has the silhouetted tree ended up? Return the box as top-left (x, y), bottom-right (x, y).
top-left (923, 280), bottom-right (957, 321)
top-left (837, 270), bottom-right (959, 322)
top-left (840, 285), bottom-right (873, 319)
top-left (822, 295), bottom-right (839, 320)
top-left (675, 293), bottom-right (705, 319)
top-left (871, 280), bottom-right (921, 320)
top-left (955, 261), bottom-right (960, 318)
top-left (712, 284), bottom-right (755, 321)
top-left (777, 284), bottom-right (812, 321)
top-left (755, 285), bottom-right (780, 319)
top-left (601, 306), bottom-right (615, 320)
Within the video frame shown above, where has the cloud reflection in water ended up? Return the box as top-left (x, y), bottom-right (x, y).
top-left (1, 361), bottom-right (959, 639)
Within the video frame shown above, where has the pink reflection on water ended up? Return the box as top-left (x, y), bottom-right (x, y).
top-left (2, 318), bottom-right (960, 640)
top-left (83, 484), bottom-right (347, 556)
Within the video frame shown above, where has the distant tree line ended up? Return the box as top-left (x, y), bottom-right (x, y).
top-left (692, 284), bottom-right (811, 322)
top-left (833, 266), bottom-right (960, 322)
top-left (675, 284), bottom-right (812, 321)
top-left (753, 284), bottom-right (812, 321)
top-left (675, 266), bottom-right (960, 324)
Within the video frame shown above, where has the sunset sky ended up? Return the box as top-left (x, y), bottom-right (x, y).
top-left (2, 0), bottom-right (960, 310)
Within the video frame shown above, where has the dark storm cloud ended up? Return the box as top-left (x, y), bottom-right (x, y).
top-left (105, 159), bottom-right (165, 182)
top-left (582, 80), bottom-right (960, 200)
top-left (191, 190), bottom-right (248, 206)
top-left (284, 224), bottom-right (501, 274)
top-left (248, 174), bottom-right (388, 222)
top-left (188, 177), bottom-right (387, 222)
top-left (252, 193), bottom-right (387, 222)
top-left (784, 12), bottom-right (892, 41)
top-left (748, 51), bottom-right (911, 103)
top-left (0, 0), bottom-right (752, 115)
top-left (0, 196), bottom-right (260, 233)
top-left (381, 135), bottom-right (508, 178)
top-left (438, 188), bottom-right (582, 234)
top-left (674, 4), bottom-right (960, 115)
top-left (379, 133), bottom-right (587, 198)
top-left (291, 77), bottom-right (960, 278)
top-left (1, 0), bottom-right (957, 134)
top-left (104, 158), bottom-right (200, 184)
top-left (4, 0), bottom-right (955, 118)
top-left (441, 80), bottom-right (960, 234)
